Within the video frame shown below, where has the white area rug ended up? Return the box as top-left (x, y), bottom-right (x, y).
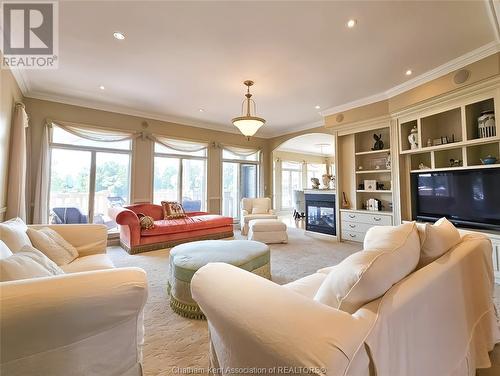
top-left (107, 227), bottom-right (361, 376)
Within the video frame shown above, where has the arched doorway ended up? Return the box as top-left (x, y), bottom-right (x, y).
top-left (272, 133), bottom-right (335, 216)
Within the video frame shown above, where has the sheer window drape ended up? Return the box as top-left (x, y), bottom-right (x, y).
top-left (6, 103), bottom-right (29, 221)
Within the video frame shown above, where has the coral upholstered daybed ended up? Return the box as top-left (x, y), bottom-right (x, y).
top-left (109, 204), bottom-right (233, 254)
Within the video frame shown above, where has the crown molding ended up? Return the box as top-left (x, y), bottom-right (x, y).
top-left (321, 40), bottom-right (500, 117)
top-left (24, 91), bottom-right (278, 138)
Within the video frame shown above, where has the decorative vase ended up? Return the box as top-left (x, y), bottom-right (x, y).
top-left (408, 126), bottom-right (419, 149)
top-left (478, 110), bottom-right (496, 138)
top-left (321, 174), bottom-right (331, 189)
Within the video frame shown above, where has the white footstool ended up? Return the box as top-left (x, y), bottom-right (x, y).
top-left (248, 219), bottom-right (288, 244)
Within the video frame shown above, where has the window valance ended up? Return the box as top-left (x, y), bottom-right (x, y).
top-left (222, 144), bottom-right (260, 157)
top-left (152, 135), bottom-right (208, 153)
top-left (49, 120), bottom-right (138, 142)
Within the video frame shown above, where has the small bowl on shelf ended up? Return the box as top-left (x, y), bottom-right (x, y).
top-left (480, 155), bottom-right (498, 165)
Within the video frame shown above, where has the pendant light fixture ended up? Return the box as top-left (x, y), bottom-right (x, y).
top-left (232, 80), bottom-right (266, 139)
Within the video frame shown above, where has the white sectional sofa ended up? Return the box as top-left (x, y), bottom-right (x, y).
top-left (192, 223), bottom-right (500, 376)
top-left (0, 222), bottom-right (148, 376)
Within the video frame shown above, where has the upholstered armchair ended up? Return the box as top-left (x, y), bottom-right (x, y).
top-left (240, 197), bottom-right (277, 235)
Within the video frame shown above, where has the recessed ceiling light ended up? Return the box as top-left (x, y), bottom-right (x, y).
top-left (406, 69), bottom-right (413, 76)
top-left (113, 31), bottom-right (125, 40)
top-left (199, 108), bottom-right (204, 112)
top-left (99, 85), bottom-right (105, 90)
top-left (315, 105), bottom-right (321, 110)
top-left (347, 19), bottom-right (357, 28)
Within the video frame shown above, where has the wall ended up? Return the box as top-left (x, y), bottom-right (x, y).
top-left (324, 53), bottom-right (500, 128)
top-left (24, 98), bottom-right (271, 220)
top-left (0, 66), bottom-right (23, 221)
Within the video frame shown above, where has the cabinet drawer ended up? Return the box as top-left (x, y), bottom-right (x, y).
top-left (341, 211), bottom-right (392, 226)
top-left (342, 222), bottom-right (373, 233)
top-left (342, 230), bottom-right (365, 243)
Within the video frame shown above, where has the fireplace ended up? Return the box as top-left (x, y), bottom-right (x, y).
top-left (305, 193), bottom-right (336, 236)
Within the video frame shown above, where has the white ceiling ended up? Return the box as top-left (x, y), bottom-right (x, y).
top-left (277, 133), bottom-right (334, 156)
top-left (15, 1), bottom-right (499, 137)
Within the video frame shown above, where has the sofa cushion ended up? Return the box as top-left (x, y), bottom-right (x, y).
top-left (27, 227), bottom-right (79, 266)
top-left (314, 222), bottom-right (420, 313)
top-left (0, 217), bottom-right (31, 252)
top-left (60, 254), bottom-right (114, 273)
top-left (141, 215), bottom-right (233, 237)
top-left (0, 245), bottom-right (64, 282)
top-left (0, 240), bottom-right (13, 260)
top-left (416, 217), bottom-right (461, 268)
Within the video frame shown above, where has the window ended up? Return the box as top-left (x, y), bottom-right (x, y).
top-left (153, 139), bottom-right (207, 211)
top-left (306, 163), bottom-right (327, 183)
top-left (222, 147), bottom-right (260, 219)
top-left (281, 161), bottom-right (302, 209)
top-left (49, 125), bottom-right (131, 232)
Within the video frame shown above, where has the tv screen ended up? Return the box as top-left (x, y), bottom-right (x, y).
top-left (412, 168), bottom-right (500, 231)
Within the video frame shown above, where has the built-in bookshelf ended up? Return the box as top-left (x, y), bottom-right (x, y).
top-left (337, 122), bottom-right (395, 242)
top-left (399, 94), bottom-right (499, 173)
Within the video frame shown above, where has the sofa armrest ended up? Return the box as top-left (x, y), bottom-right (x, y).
top-left (268, 209), bottom-right (275, 215)
top-left (28, 224), bottom-right (107, 257)
top-left (191, 263), bottom-right (370, 373)
top-left (241, 209), bottom-right (249, 216)
top-left (0, 268), bottom-right (148, 372)
top-left (109, 207), bottom-right (141, 247)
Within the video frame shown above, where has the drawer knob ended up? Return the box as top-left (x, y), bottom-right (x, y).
top-left (349, 224), bottom-right (356, 228)
top-left (349, 233), bottom-right (356, 238)
top-left (373, 217), bottom-right (381, 221)
top-left (348, 214), bottom-right (356, 219)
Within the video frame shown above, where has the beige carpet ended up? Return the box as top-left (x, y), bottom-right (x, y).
top-left (108, 227), bottom-right (500, 376)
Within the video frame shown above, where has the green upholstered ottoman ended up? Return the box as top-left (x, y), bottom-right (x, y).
top-left (167, 239), bottom-right (271, 319)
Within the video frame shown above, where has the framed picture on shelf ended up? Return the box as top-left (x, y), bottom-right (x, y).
top-left (364, 179), bottom-right (377, 191)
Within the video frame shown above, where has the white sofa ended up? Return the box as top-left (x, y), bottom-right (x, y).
top-left (192, 233), bottom-right (500, 375)
top-left (0, 223), bottom-right (148, 376)
top-left (240, 198), bottom-right (278, 235)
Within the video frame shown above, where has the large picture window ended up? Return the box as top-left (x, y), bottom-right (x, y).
top-left (153, 139), bottom-right (207, 211)
top-left (222, 147), bottom-right (260, 219)
top-left (48, 125), bottom-right (132, 232)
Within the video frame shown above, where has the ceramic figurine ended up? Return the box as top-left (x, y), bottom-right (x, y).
top-left (408, 126), bottom-right (419, 150)
top-left (385, 152), bottom-right (391, 169)
top-left (449, 159), bottom-right (463, 167)
top-left (310, 177), bottom-right (320, 189)
top-left (427, 138), bottom-right (432, 147)
top-left (372, 134), bottom-right (384, 151)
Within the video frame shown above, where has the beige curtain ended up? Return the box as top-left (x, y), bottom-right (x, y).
top-left (6, 103), bottom-right (28, 221)
top-left (32, 122), bottom-right (50, 224)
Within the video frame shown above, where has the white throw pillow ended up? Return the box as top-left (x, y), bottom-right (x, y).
top-left (416, 218), bottom-right (461, 268)
top-left (27, 227), bottom-right (78, 265)
top-left (0, 217), bottom-right (31, 252)
top-left (0, 240), bottom-right (13, 260)
top-left (0, 245), bottom-right (64, 282)
top-left (314, 222), bottom-right (420, 313)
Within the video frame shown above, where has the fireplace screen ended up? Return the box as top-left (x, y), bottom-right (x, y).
top-left (305, 194), bottom-right (336, 235)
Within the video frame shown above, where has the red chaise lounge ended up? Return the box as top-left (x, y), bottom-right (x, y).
top-left (110, 204), bottom-right (234, 254)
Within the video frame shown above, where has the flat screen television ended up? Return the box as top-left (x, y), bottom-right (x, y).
top-left (411, 168), bottom-right (500, 231)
